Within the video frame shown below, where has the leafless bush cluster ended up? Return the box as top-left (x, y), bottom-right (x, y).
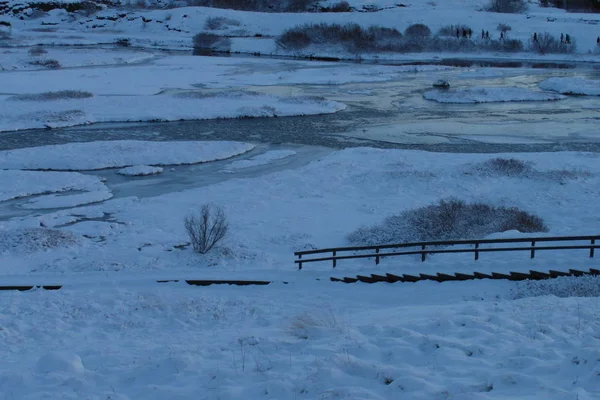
top-left (404, 23), bottom-right (431, 39)
top-left (277, 22), bottom-right (525, 53)
top-left (28, 46), bottom-right (48, 56)
top-left (476, 158), bottom-right (533, 177)
top-left (348, 198), bottom-right (548, 246)
top-left (486, 0), bottom-right (528, 13)
top-left (471, 158), bottom-right (590, 183)
top-left (204, 16), bottom-right (241, 30)
top-left (320, 1), bottom-right (352, 12)
top-left (530, 33), bottom-right (576, 54)
top-left (497, 23), bottom-right (512, 33)
top-left (9, 90), bottom-right (94, 101)
top-left (162, 0), bottom-right (315, 12)
top-left (193, 33), bottom-right (231, 54)
top-left (540, 0), bottom-right (600, 12)
top-left (184, 203), bottom-right (229, 254)
top-left (277, 23), bottom-right (403, 52)
top-left (28, 59), bottom-right (61, 69)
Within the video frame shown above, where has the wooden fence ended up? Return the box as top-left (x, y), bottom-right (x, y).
top-left (294, 235), bottom-right (600, 270)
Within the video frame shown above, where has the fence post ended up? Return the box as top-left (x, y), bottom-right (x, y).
top-left (375, 248), bottom-right (380, 265)
top-left (530, 240), bottom-right (536, 259)
top-left (332, 250), bottom-right (337, 268)
top-left (474, 242), bottom-right (479, 261)
top-left (591, 239), bottom-right (596, 258)
top-left (421, 244), bottom-right (426, 262)
top-left (298, 254), bottom-right (302, 270)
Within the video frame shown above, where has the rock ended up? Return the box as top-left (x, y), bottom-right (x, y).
top-left (433, 79), bottom-right (450, 89)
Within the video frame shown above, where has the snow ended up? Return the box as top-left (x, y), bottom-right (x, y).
top-left (0, 170), bottom-right (107, 201)
top-left (20, 189), bottom-right (113, 209)
top-left (423, 87), bottom-right (566, 103)
top-left (118, 165), bottom-right (164, 176)
top-left (35, 352), bottom-right (85, 375)
top-left (0, 140), bottom-right (255, 170)
top-left (0, 56), bottom-right (453, 95)
top-left (4, 148), bottom-right (600, 277)
top-left (0, 47), bottom-right (155, 71)
top-left (222, 150), bottom-right (296, 172)
top-left (539, 77), bottom-right (600, 96)
top-left (0, 90), bottom-right (346, 132)
top-left (1, 281), bottom-right (599, 399)
top-left (1, 1), bottom-right (600, 398)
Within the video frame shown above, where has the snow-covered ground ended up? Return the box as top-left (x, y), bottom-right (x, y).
top-left (2, 147), bottom-right (600, 278)
top-left (423, 86), bottom-right (566, 103)
top-left (2, 279), bottom-right (599, 400)
top-left (0, 88), bottom-right (346, 131)
top-left (0, 46), bottom-right (155, 71)
top-left (1, 1), bottom-right (600, 398)
top-left (539, 77), bottom-right (600, 96)
top-left (0, 140), bottom-right (254, 170)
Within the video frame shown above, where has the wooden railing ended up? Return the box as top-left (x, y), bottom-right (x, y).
top-left (294, 235), bottom-right (600, 270)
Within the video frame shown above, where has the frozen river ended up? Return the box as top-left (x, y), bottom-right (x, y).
top-left (1, 59), bottom-right (599, 218)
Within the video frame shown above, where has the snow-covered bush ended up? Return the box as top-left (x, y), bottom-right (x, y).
top-left (9, 90), bottom-right (93, 101)
top-left (530, 33), bottom-right (576, 54)
top-left (511, 275), bottom-right (600, 299)
top-left (193, 33), bottom-right (231, 54)
top-left (184, 203), bottom-right (229, 254)
top-left (348, 198), bottom-right (548, 246)
top-left (486, 0), bottom-right (528, 13)
top-left (204, 16), bottom-right (241, 30)
top-left (404, 23), bottom-right (432, 39)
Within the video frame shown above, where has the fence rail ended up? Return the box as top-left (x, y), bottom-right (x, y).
top-left (294, 235), bottom-right (600, 270)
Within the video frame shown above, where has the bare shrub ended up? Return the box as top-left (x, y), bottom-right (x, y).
top-left (182, 0), bottom-right (315, 12)
top-left (114, 38), bottom-right (131, 47)
top-left (477, 158), bottom-right (533, 177)
top-left (28, 59), bottom-right (61, 69)
top-left (325, 1), bottom-right (352, 12)
top-left (438, 24), bottom-right (471, 37)
top-left (347, 198), bottom-right (548, 246)
top-left (204, 16), bottom-right (241, 30)
top-left (28, 46), bottom-right (48, 56)
top-left (277, 23), bottom-right (403, 52)
top-left (530, 33), bottom-right (576, 54)
top-left (497, 23), bottom-right (512, 33)
top-left (511, 275), bottom-right (600, 299)
top-left (9, 90), bottom-right (94, 101)
top-left (486, 0), bottom-right (528, 13)
top-left (277, 29), bottom-right (312, 49)
top-left (404, 23), bottom-right (432, 39)
top-left (193, 33), bottom-right (231, 54)
top-left (184, 203), bottom-right (229, 254)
